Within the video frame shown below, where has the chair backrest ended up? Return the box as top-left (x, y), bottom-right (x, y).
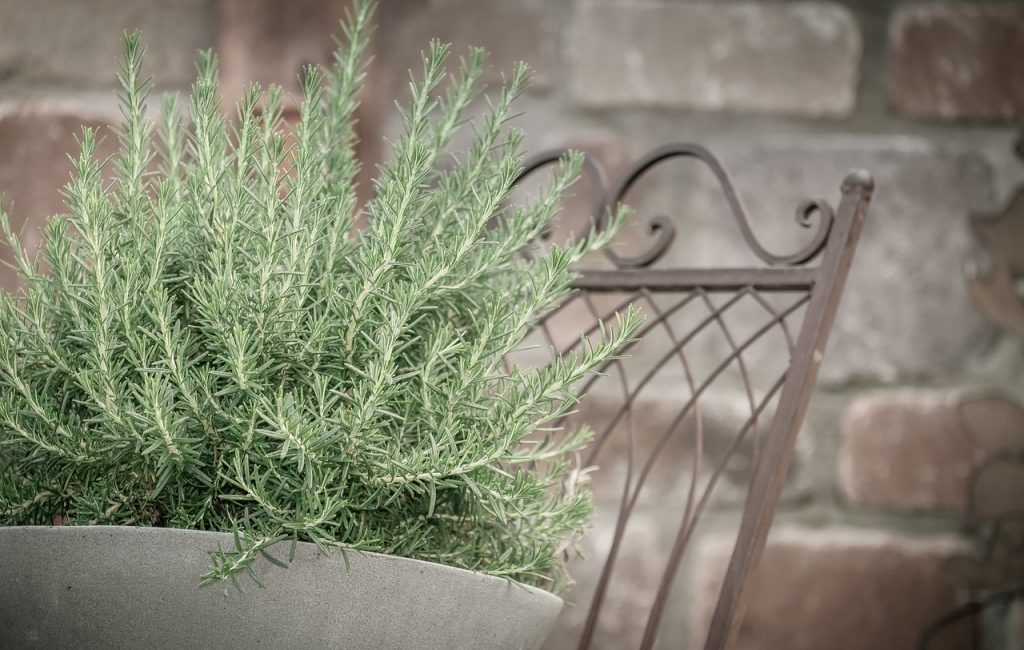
top-left (512, 144), bottom-right (874, 650)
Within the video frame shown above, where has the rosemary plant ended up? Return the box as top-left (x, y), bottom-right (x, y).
top-left (0, 0), bottom-right (641, 591)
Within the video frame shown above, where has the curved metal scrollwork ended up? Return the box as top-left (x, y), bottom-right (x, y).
top-left (516, 143), bottom-right (836, 268)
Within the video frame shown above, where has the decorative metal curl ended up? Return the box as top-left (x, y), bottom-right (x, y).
top-left (964, 130), bottom-right (1024, 341)
top-left (918, 394), bottom-right (1024, 649)
top-left (514, 148), bottom-right (607, 243)
top-left (608, 144), bottom-right (834, 267)
top-left (516, 143), bottom-right (836, 269)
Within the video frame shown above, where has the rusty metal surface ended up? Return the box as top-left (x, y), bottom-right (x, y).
top-left (513, 145), bottom-right (873, 649)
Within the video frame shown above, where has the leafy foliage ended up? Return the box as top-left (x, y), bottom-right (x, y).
top-left (0, 0), bottom-right (641, 591)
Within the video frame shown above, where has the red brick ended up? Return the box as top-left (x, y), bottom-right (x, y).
top-left (544, 505), bottom-right (687, 649)
top-left (959, 396), bottom-right (1024, 456)
top-left (0, 108), bottom-right (118, 291)
top-left (692, 526), bottom-right (975, 650)
top-left (839, 390), bottom-right (981, 514)
top-left (887, 5), bottom-right (1024, 121)
top-left (218, 0), bottom-right (352, 109)
top-left (218, 0), bottom-right (381, 204)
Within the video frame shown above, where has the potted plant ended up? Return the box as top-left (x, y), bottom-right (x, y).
top-left (0, 1), bottom-right (640, 648)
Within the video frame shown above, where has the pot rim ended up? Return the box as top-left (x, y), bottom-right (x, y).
top-left (0, 524), bottom-right (563, 606)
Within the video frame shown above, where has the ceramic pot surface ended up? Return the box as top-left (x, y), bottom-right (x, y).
top-left (0, 526), bottom-right (562, 649)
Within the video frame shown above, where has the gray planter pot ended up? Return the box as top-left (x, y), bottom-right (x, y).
top-left (0, 526), bottom-right (562, 649)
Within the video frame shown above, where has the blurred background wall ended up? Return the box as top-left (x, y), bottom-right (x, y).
top-left (1, 1), bottom-right (1022, 648)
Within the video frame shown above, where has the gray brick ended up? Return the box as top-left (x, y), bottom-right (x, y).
top-left (888, 5), bottom-right (1024, 122)
top-left (567, 2), bottom-right (861, 116)
top-left (0, 0), bottom-right (217, 90)
top-left (377, 0), bottom-right (554, 91)
top-left (645, 137), bottom-right (996, 385)
top-left (570, 389), bottom-right (811, 507)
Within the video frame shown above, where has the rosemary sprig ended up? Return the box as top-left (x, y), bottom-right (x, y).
top-left (0, 0), bottom-right (642, 592)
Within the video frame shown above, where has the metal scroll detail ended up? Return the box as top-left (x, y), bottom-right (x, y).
top-left (964, 133), bottom-right (1024, 340)
top-left (515, 143), bottom-right (835, 269)
top-left (952, 396), bottom-right (1024, 595)
top-left (511, 145), bottom-right (874, 650)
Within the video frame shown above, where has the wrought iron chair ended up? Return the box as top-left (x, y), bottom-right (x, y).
top-left (513, 144), bottom-right (874, 649)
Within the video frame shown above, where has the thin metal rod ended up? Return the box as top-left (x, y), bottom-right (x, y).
top-left (703, 170), bottom-right (874, 650)
top-left (575, 268), bottom-right (816, 292)
top-left (641, 372), bottom-right (788, 650)
top-left (576, 294), bottom-right (810, 647)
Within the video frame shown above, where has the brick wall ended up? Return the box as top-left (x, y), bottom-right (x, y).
top-left (1, 1), bottom-right (1023, 648)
